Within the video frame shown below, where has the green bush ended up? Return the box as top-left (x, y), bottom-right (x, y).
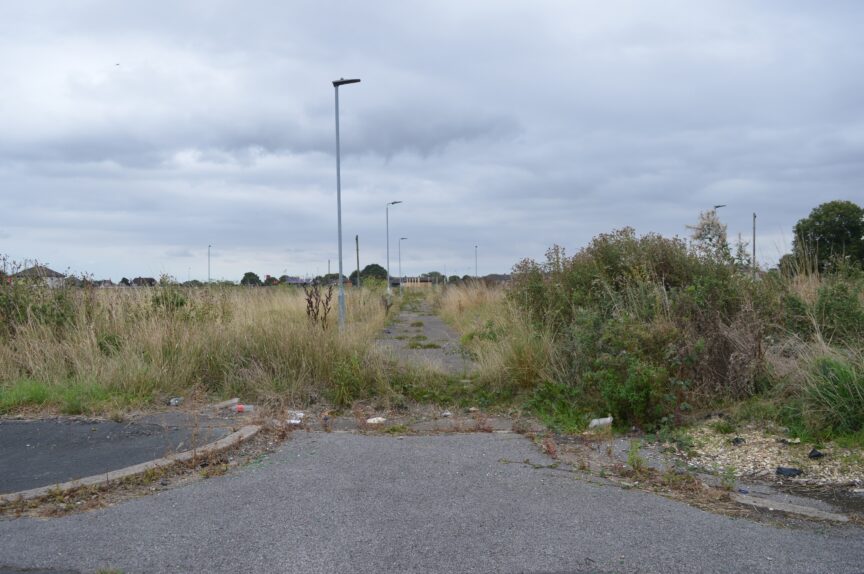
top-left (508, 228), bottom-right (780, 428)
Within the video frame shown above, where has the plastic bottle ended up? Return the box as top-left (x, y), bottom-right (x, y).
top-left (230, 404), bottom-right (254, 413)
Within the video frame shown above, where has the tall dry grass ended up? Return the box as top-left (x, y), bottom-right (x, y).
top-left (438, 283), bottom-right (559, 395)
top-left (0, 284), bottom-right (391, 413)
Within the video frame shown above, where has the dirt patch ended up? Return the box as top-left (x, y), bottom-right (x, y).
top-left (685, 422), bottom-right (864, 487)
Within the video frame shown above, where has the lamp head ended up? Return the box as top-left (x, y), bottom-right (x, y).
top-left (333, 78), bottom-right (361, 87)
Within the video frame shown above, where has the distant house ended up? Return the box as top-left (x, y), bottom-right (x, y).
top-left (93, 279), bottom-right (115, 288)
top-left (279, 275), bottom-right (310, 286)
top-left (12, 265), bottom-right (66, 288)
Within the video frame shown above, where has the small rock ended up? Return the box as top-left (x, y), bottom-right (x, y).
top-left (287, 411), bottom-right (305, 421)
top-left (737, 488), bottom-right (749, 494)
top-left (731, 437), bottom-right (746, 446)
top-left (468, 407), bottom-right (479, 413)
top-left (160, 479), bottom-right (170, 486)
top-left (808, 448), bottom-right (825, 459)
top-left (366, 416), bottom-right (386, 425)
top-left (441, 410), bottom-right (452, 418)
top-left (167, 397), bottom-right (183, 407)
top-left (776, 467), bottom-right (803, 478)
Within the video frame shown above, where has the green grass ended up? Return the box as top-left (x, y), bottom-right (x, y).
top-left (711, 419), bottom-right (736, 434)
top-left (0, 379), bottom-right (139, 415)
top-left (526, 382), bottom-right (589, 433)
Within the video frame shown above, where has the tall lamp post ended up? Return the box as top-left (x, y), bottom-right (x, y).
top-left (398, 237), bottom-right (407, 295)
top-left (386, 200), bottom-right (402, 295)
top-left (474, 245), bottom-right (478, 280)
top-left (207, 244), bottom-right (211, 284)
top-left (333, 77), bottom-right (361, 329)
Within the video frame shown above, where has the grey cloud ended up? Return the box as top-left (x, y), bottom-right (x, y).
top-left (1, 1), bottom-right (863, 280)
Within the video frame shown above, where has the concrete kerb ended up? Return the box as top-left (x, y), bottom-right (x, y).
top-left (733, 493), bottom-right (850, 523)
top-left (0, 425), bottom-right (261, 505)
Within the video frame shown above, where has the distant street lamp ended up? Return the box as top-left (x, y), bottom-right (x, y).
top-left (333, 77), bottom-right (361, 329)
top-left (399, 237), bottom-right (407, 295)
top-left (386, 200), bottom-right (402, 295)
top-left (207, 245), bottom-right (211, 284)
top-left (474, 245), bottom-right (478, 279)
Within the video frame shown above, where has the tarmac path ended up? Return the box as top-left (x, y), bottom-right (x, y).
top-left (0, 413), bottom-right (232, 494)
top-left (2, 432), bottom-right (863, 574)
top-left (378, 298), bottom-right (473, 376)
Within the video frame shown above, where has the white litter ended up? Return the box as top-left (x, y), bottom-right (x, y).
top-left (588, 415), bottom-right (613, 429)
top-left (366, 416), bottom-right (386, 425)
top-left (441, 410), bottom-right (452, 418)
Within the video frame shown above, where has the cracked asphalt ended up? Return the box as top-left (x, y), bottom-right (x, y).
top-left (2, 432), bottom-right (863, 574)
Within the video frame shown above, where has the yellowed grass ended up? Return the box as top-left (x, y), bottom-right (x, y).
top-left (438, 283), bottom-right (557, 392)
top-left (0, 286), bottom-right (389, 413)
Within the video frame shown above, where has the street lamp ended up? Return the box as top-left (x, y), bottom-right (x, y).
top-left (399, 237), bottom-right (407, 295)
top-left (474, 245), bottom-right (478, 280)
top-left (333, 77), bottom-right (361, 329)
top-left (386, 200), bottom-right (402, 295)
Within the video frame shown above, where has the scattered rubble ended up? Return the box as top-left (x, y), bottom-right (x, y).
top-left (685, 423), bottom-right (864, 487)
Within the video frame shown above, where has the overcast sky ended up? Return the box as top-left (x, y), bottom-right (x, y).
top-left (1, 1), bottom-right (862, 281)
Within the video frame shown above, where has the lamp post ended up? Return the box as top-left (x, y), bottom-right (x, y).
top-left (333, 77), bottom-right (361, 329)
top-left (207, 245), bottom-right (211, 284)
top-left (398, 237), bottom-right (407, 295)
top-left (386, 200), bottom-right (402, 295)
top-left (474, 245), bottom-right (478, 280)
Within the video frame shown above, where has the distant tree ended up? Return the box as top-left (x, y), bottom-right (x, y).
top-left (183, 279), bottom-right (203, 287)
top-left (263, 275), bottom-right (280, 286)
top-left (448, 275), bottom-right (460, 284)
top-left (793, 200), bottom-right (864, 272)
top-left (688, 209), bottom-right (731, 262)
top-left (315, 273), bottom-right (344, 286)
top-left (240, 271), bottom-right (263, 286)
top-left (731, 234), bottom-right (752, 271)
top-left (361, 263), bottom-right (387, 280)
top-left (119, 277), bottom-right (131, 287)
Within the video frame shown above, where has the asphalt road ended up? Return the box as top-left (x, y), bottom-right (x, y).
top-left (0, 414), bottom-right (231, 494)
top-left (1, 432), bottom-right (863, 574)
